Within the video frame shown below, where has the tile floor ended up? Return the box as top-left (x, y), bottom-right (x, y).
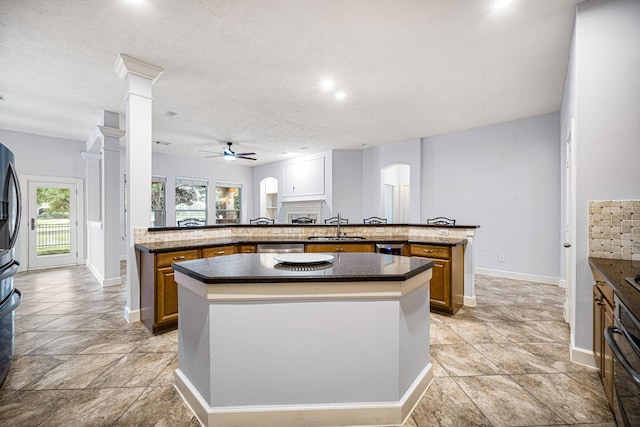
top-left (0, 266), bottom-right (615, 426)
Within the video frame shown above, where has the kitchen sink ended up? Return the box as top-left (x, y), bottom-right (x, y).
top-left (307, 236), bottom-right (366, 241)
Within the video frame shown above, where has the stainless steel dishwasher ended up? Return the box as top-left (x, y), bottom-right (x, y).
top-left (256, 243), bottom-right (305, 253)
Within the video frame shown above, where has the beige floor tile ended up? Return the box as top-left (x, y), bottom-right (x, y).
top-left (512, 373), bottom-right (615, 424)
top-left (412, 377), bottom-right (492, 426)
top-left (430, 344), bottom-right (504, 376)
top-left (88, 352), bottom-right (175, 388)
top-left (114, 385), bottom-right (198, 426)
top-left (29, 353), bottom-right (123, 390)
top-left (473, 342), bottom-right (560, 374)
top-left (455, 375), bottom-right (564, 427)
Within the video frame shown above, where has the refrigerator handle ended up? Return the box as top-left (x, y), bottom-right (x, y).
top-left (7, 162), bottom-right (21, 249)
top-left (0, 260), bottom-right (19, 281)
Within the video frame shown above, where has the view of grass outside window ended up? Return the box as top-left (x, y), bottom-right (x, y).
top-left (176, 178), bottom-right (207, 226)
top-left (151, 176), bottom-right (166, 227)
top-left (36, 187), bottom-right (71, 256)
top-left (216, 183), bottom-right (241, 224)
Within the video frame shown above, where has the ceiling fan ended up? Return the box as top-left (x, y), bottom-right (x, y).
top-left (199, 142), bottom-right (257, 161)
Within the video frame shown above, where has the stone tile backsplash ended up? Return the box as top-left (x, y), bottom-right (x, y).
top-left (589, 200), bottom-right (640, 261)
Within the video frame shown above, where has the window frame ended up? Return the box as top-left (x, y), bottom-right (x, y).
top-left (175, 177), bottom-right (208, 226)
top-left (215, 181), bottom-right (242, 225)
top-left (151, 175), bottom-right (167, 227)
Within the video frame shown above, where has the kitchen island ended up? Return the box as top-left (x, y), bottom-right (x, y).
top-left (172, 252), bottom-right (435, 427)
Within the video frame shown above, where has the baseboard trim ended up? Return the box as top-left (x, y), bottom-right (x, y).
top-left (87, 262), bottom-right (122, 287)
top-left (570, 345), bottom-right (596, 368)
top-left (174, 364), bottom-right (433, 427)
top-left (464, 295), bottom-right (477, 307)
top-left (124, 307), bottom-right (141, 323)
top-left (475, 268), bottom-right (560, 286)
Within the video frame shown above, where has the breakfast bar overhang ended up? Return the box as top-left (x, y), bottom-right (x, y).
top-left (172, 252), bottom-right (435, 427)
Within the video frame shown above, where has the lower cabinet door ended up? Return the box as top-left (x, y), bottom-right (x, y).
top-left (156, 267), bottom-right (179, 325)
top-left (429, 259), bottom-right (451, 309)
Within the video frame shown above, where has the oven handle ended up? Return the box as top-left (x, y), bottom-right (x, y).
top-left (605, 326), bottom-right (640, 385)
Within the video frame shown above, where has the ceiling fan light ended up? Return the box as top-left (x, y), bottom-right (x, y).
top-left (224, 154), bottom-right (235, 161)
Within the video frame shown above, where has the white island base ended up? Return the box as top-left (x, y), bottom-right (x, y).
top-left (173, 256), bottom-right (433, 427)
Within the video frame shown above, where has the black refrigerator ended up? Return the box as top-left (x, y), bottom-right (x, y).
top-left (0, 143), bottom-right (21, 386)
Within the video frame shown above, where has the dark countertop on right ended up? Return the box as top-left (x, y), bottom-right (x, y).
top-left (588, 257), bottom-right (640, 316)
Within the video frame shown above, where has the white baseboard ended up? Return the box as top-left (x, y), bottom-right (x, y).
top-left (174, 364), bottom-right (433, 427)
top-left (125, 307), bottom-right (141, 323)
top-left (464, 295), bottom-right (477, 307)
top-left (475, 268), bottom-right (560, 286)
top-left (86, 261), bottom-right (122, 287)
top-left (570, 345), bottom-right (596, 368)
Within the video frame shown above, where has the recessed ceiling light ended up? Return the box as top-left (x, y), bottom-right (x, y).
top-left (335, 91), bottom-right (346, 101)
top-left (155, 140), bottom-right (171, 146)
top-left (493, 0), bottom-right (512, 10)
top-left (0, 95), bottom-right (4, 102)
top-left (166, 111), bottom-right (178, 117)
top-left (321, 79), bottom-right (335, 91)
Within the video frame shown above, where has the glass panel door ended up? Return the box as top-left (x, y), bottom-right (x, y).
top-left (28, 181), bottom-right (78, 269)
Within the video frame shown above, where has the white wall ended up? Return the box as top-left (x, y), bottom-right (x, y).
top-left (565, 0), bottom-right (640, 350)
top-left (331, 150), bottom-right (363, 222)
top-left (0, 129), bottom-right (87, 263)
top-left (422, 113), bottom-right (561, 280)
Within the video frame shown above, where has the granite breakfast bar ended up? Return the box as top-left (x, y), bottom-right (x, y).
top-left (171, 252), bottom-right (435, 427)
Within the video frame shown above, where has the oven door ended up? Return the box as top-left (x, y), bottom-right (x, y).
top-left (605, 322), bottom-right (640, 426)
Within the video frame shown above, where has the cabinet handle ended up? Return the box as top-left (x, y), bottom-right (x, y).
top-left (423, 249), bottom-right (434, 253)
top-left (335, 248), bottom-right (344, 252)
top-left (172, 256), bottom-right (186, 260)
top-left (216, 250), bottom-right (225, 255)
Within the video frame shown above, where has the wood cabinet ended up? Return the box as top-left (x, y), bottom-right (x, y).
top-left (305, 242), bottom-right (374, 253)
top-left (140, 244), bottom-right (241, 334)
top-left (237, 244), bottom-right (257, 254)
top-left (409, 243), bottom-right (464, 315)
top-left (141, 249), bottom-right (199, 333)
top-left (593, 282), bottom-right (615, 409)
top-left (202, 245), bottom-right (236, 257)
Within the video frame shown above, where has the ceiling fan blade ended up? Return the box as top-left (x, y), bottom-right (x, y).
top-left (198, 149), bottom-right (223, 154)
top-left (236, 155), bottom-right (257, 161)
top-left (234, 152), bottom-right (256, 156)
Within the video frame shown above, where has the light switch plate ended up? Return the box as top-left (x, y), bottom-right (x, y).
top-left (272, 228), bottom-right (282, 234)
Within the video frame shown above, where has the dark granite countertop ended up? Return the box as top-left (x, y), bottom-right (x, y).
top-left (172, 252), bottom-right (435, 284)
top-left (588, 257), bottom-right (640, 317)
top-left (135, 236), bottom-right (467, 253)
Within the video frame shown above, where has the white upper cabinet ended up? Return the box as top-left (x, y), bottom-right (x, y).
top-left (282, 157), bottom-right (325, 198)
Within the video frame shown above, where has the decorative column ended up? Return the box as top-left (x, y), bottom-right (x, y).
top-left (114, 54), bottom-right (163, 322)
top-left (98, 120), bottom-right (125, 286)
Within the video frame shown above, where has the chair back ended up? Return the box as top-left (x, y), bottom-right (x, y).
top-left (426, 216), bottom-right (456, 225)
top-left (324, 216), bottom-right (348, 224)
top-left (291, 217), bottom-right (315, 224)
top-left (250, 217), bottom-right (275, 225)
top-left (177, 218), bottom-right (206, 227)
top-left (363, 216), bottom-right (387, 224)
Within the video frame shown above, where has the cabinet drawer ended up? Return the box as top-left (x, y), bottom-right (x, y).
top-left (237, 245), bottom-right (257, 254)
top-left (202, 245), bottom-right (236, 258)
top-left (410, 244), bottom-right (450, 260)
top-left (305, 243), bottom-right (374, 253)
top-left (157, 250), bottom-right (200, 268)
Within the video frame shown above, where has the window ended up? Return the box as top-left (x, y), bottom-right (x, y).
top-left (215, 182), bottom-right (241, 224)
top-left (175, 177), bottom-right (208, 226)
top-left (151, 176), bottom-right (166, 227)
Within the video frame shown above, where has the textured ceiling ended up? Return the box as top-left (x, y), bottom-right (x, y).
top-left (0, 0), bottom-right (581, 165)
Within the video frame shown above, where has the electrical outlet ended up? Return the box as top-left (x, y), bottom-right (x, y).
top-left (272, 228), bottom-right (282, 234)
top-left (284, 228), bottom-right (293, 234)
top-left (376, 227), bottom-right (384, 233)
top-left (498, 255), bottom-right (505, 262)
top-left (292, 228), bottom-right (301, 234)
top-left (438, 229), bottom-right (449, 236)
top-left (193, 230), bottom-right (203, 237)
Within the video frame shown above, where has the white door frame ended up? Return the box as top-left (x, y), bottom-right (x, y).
top-left (564, 119), bottom-right (577, 332)
top-left (19, 175), bottom-right (84, 271)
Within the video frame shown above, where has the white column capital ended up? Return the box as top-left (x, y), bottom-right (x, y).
top-left (114, 54), bottom-right (163, 83)
top-left (97, 125), bottom-right (126, 139)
